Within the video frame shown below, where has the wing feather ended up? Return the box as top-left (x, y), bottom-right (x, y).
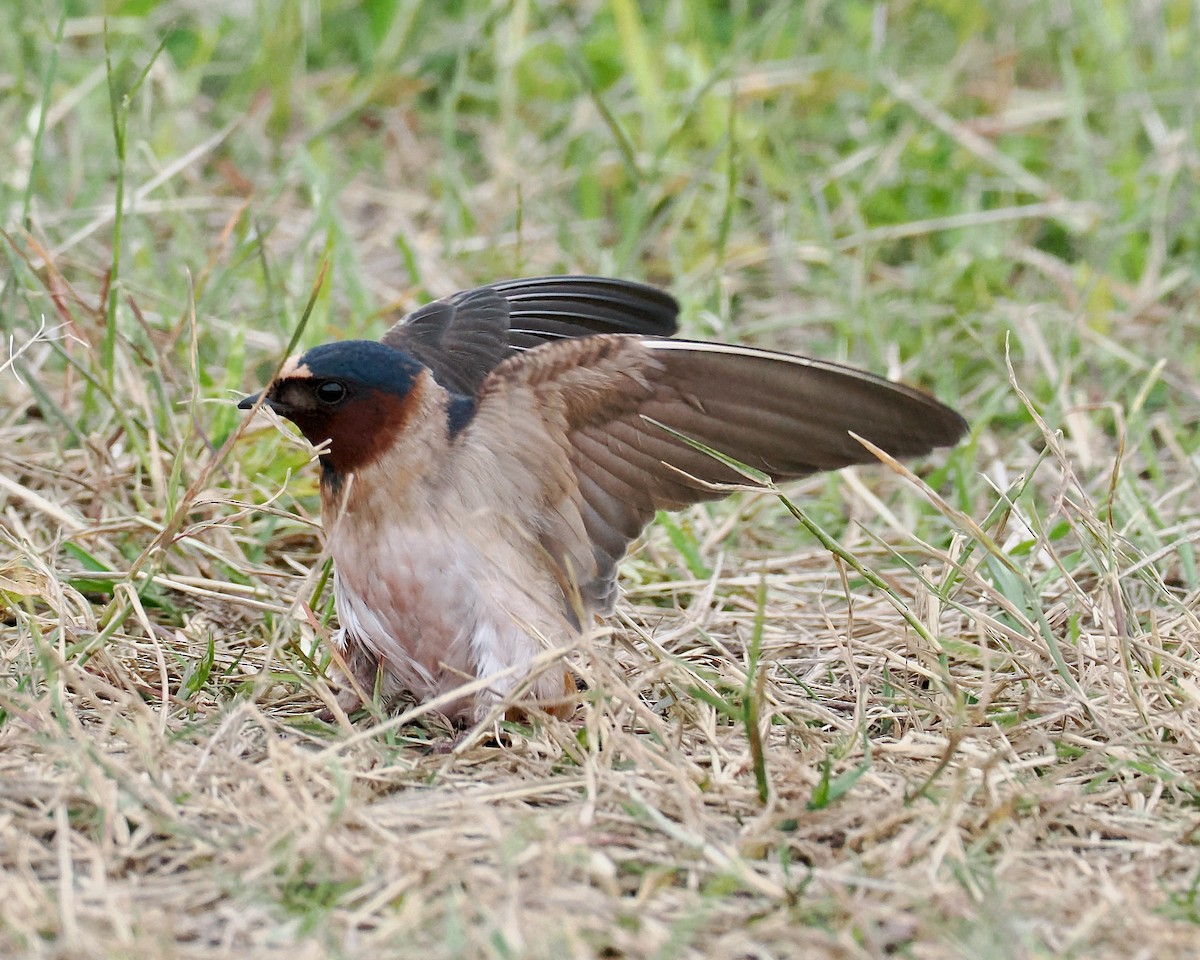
top-left (381, 276), bottom-right (679, 393)
top-left (453, 335), bottom-right (966, 616)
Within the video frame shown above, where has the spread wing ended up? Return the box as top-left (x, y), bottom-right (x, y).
top-left (453, 335), bottom-right (967, 615)
top-left (380, 276), bottom-right (679, 395)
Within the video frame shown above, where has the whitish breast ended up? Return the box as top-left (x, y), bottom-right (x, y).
top-left (329, 518), bottom-right (569, 709)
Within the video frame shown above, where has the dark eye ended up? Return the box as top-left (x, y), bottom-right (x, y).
top-left (316, 381), bottom-right (347, 404)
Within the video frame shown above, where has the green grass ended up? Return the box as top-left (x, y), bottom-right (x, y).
top-left (2, 1), bottom-right (1200, 957)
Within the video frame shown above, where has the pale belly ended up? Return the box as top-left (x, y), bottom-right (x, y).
top-left (328, 521), bottom-right (574, 719)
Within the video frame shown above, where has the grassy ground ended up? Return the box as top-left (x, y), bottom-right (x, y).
top-left (2, 1), bottom-right (1199, 957)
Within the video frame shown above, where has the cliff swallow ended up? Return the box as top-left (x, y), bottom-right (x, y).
top-left (240, 276), bottom-right (966, 722)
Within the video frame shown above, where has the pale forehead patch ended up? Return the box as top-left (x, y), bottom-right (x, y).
top-left (278, 356), bottom-right (313, 380)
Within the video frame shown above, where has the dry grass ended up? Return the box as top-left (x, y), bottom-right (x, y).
top-left (3, 2), bottom-right (1200, 958)
top-left (5, 329), bottom-right (1199, 958)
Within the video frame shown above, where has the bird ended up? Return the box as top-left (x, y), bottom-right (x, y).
top-left (239, 275), bottom-right (966, 723)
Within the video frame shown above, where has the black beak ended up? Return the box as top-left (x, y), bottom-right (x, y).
top-left (239, 392), bottom-right (294, 419)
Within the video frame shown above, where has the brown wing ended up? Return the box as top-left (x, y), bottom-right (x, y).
top-left (455, 335), bottom-right (966, 615)
top-left (381, 276), bottom-right (679, 395)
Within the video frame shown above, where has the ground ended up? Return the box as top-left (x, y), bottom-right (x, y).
top-left (1, 1), bottom-right (1199, 958)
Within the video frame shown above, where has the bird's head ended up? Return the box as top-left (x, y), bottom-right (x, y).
top-left (239, 340), bottom-right (429, 478)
